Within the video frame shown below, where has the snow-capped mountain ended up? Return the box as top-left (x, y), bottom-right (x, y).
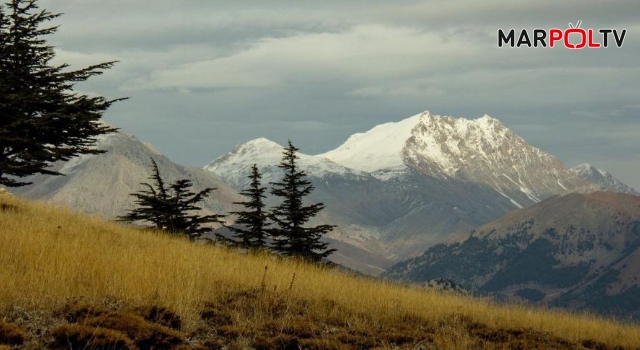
top-left (15, 127), bottom-right (241, 221)
top-left (14, 111), bottom-right (626, 275)
top-left (322, 111), bottom-right (595, 207)
top-left (319, 115), bottom-right (420, 176)
top-left (205, 111), bottom-right (604, 273)
top-left (570, 163), bottom-right (638, 195)
top-left (205, 138), bottom-right (366, 190)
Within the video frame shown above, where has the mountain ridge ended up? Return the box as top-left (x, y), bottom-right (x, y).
top-left (205, 111), bottom-right (620, 271)
top-left (12, 111), bottom-right (639, 275)
top-left (384, 191), bottom-right (640, 319)
top-left (14, 128), bottom-right (241, 222)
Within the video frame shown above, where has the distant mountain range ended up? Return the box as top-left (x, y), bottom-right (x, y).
top-left (14, 111), bottom-right (638, 275)
top-left (384, 191), bottom-right (640, 319)
top-left (206, 111), bottom-right (632, 272)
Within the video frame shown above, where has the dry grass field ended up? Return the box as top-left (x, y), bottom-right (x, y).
top-left (1, 194), bottom-right (639, 349)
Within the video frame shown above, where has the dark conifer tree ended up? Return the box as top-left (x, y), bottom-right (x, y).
top-left (269, 141), bottom-right (336, 262)
top-left (226, 164), bottom-right (269, 250)
top-left (0, 0), bottom-right (124, 187)
top-left (119, 159), bottom-right (170, 230)
top-left (119, 158), bottom-right (224, 239)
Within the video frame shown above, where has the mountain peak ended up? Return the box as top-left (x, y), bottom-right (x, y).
top-left (205, 137), bottom-right (365, 189)
top-left (244, 137), bottom-right (281, 147)
top-left (321, 110), bottom-right (592, 205)
top-left (321, 111), bottom-right (514, 176)
top-left (204, 138), bottom-right (284, 175)
top-left (235, 137), bottom-right (283, 153)
top-left (477, 114), bottom-right (498, 122)
top-left (572, 162), bottom-right (593, 171)
top-left (319, 111), bottom-right (426, 173)
top-left (570, 163), bottom-right (637, 195)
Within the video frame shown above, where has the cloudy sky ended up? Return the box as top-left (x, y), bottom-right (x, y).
top-left (39, 0), bottom-right (640, 188)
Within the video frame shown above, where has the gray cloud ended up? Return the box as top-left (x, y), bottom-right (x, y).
top-left (36, 0), bottom-right (640, 188)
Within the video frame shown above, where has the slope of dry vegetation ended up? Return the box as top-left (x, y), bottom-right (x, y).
top-left (1, 195), bottom-right (640, 349)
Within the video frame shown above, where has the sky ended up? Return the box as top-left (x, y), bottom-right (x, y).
top-left (38, 0), bottom-right (640, 188)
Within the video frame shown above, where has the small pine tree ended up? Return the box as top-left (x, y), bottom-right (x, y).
top-left (226, 164), bottom-right (269, 250)
top-left (269, 141), bottom-right (336, 262)
top-left (0, 0), bottom-right (125, 187)
top-left (119, 158), bottom-right (224, 239)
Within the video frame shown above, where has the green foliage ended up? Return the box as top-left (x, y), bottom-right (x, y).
top-left (0, 0), bottom-right (125, 187)
top-left (226, 164), bottom-right (270, 250)
top-left (119, 158), bottom-right (224, 239)
top-left (269, 141), bottom-right (336, 262)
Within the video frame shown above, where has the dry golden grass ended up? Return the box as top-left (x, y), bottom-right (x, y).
top-left (1, 195), bottom-right (640, 349)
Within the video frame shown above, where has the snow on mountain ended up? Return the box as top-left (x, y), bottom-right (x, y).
top-left (405, 112), bottom-right (597, 206)
top-left (570, 163), bottom-right (638, 195)
top-left (322, 111), bottom-right (594, 207)
top-left (319, 114), bottom-right (421, 173)
top-left (204, 111), bottom-right (598, 267)
top-left (205, 138), bottom-right (366, 190)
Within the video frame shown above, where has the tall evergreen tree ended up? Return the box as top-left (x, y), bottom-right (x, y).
top-left (0, 0), bottom-right (124, 187)
top-left (269, 141), bottom-right (336, 262)
top-left (119, 158), bottom-right (224, 239)
top-left (226, 164), bottom-right (269, 250)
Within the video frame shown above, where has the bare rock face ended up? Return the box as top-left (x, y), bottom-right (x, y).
top-left (322, 111), bottom-right (596, 208)
top-left (402, 113), bottom-right (596, 208)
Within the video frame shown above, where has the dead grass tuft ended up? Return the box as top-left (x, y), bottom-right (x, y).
top-left (59, 302), bottom-right (109, 324)
top-left (139, 305), bottom-right (182, 330)
top-left (84, 312), bottom-right (185, 349)
top-left (50, 324), bottom-right (132, 350)
top-left (0, 321), bottom-right (26, 345)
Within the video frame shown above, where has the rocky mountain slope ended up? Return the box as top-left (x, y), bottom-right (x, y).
top-left (570, 163), bottom-right (638, 195)
top-left (384, 191), bottom-right (640, 319)
top-left (206, 111), bottom-right (610, 272)
top-left (14, 128), bottom-right (241, 222)
top-left (321, 111), bottom-right (596, 207)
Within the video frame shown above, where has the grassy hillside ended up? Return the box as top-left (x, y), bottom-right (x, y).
top-left (1, 195), bottom-right (640, 349)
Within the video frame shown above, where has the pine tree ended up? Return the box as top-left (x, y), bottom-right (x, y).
top-left (119, 159), bottom-right (170, 230)
top-left (269, 141), bottom-right (336, 262)
top-left (0, 0), bottom-right (124, 187)
top-left (119, 158), bottom-right (224, 239)
top-left (226, 164), bottom-right (269, 250)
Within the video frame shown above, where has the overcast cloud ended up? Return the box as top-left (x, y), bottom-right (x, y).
top-left (38, 0), bottom-right (640, 188)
